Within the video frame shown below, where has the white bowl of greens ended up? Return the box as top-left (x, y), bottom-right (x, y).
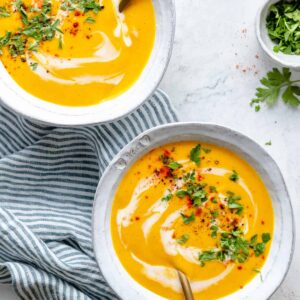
top-left (257, 0), bottom-right (300, 69)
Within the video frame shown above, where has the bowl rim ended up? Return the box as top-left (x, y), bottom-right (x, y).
top-left (92, 121), bottom-right (295, 300)
top-left (256, 0), bottom-right (300, 69)
top-left (0, 0), bottom-right (176, 126)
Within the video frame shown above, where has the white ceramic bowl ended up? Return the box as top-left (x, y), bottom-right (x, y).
top-left (256, 0), bottom-right (300, 69)
top-left (93, 122), bottom-right (295, 300)
top-left (0, 0), bottom-right (175, 126)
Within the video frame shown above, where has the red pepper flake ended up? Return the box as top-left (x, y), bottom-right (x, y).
top-left (261, 220), bottom-right (265, 225)
top-left (135, 216), bottom-right (140, 221)
top-left (195, 208), bottom-right (202, 216)
top-left (73, 22), bottom-right (79, 28)
top-left (186, 196), bottom-right (193, 208)
top-left (197, 174), bottom-right (203, 181)
top-left (232, 218), bottom-right (239, 226)
top-left (240, 285), bottom-right (244, 289)
top-left (159, 166), bottom-right (171, 177)
top-left (164, 149), bottom-right (171, 157)
top-left (74, 11), bottom-right (81, 16)
top-left (219, 204), bottom-right (225, 209)
top-left (237, 266), bottom-right (243, 270)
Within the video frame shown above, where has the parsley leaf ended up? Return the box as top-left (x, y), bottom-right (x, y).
top-left (199, 250), bottom-right (217, 266)
top-left (229, 170), bottom-right (239, 182)
top-left (209, 186), bottom-right (217, 193)
top-left (265, 140), bottom-right (272, 146)
top-left (176, 190), bottom-right (188, 198)
top-left (181, 212), bottom-right (195, 225)
top-left (85, 16), bottom-right (96, 23)
top-left (0, 7), bottom-right (10, 18)
top-left (254, 243), bottom-right (266, 257)
top-left (30, 62), bottom-right (38, 71)
top-left (168, 161), bottom-right (182, 170)
top-left (251, 68), bottom-right (300, 109)
top-left (227, 191), bottom-right (243, 215)
top-left (161, 192), bottom-right (173, 202)
top-left (190, 144), bottom-right (201, 165)
top-left (177, 234), bottom-right (189, 245)
top-left (262, 233), bottom-right (271, 243)
top-left (210, 224), bottom-right (218, 238)
top-left (203, 147), bottom-right (211, 154)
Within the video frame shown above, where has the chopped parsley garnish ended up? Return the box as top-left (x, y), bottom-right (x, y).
top-left (198, 231), bottom-right (271, 266)
top-left (254, 242), bottom-right (266, 256)
top-left (159, 152), bottom-right (182, 173)
top-left (176, 190), bottom-right (188, 198)
top-left (251, 68), bottom-right (300, 109)
top-left (183, 170), bottom-right (196, 182)
top-left (198, 250), bottom-right (217, 266)
top-left (211, 211), bottom-right (219, 218)
top-left (85, 16), bottom-right (96, 23)
top-left (181, 212), bottom-right (195, 225)
top-left (30, 62), bottom-right (38, 71)
top-left (203, 147), bottom-right (211, 154)
top-left (209, 186), bottom-right (217, 193)
top-left (168, 161), bottom-right (182, 170)
top-left (177, 234), bottom-right (189, 245)
top-left (0, 0), bottom-right (62, 57)
top-left (61, 0), bottom-right (104, 13)
top-left (190, 144), bottom-right (201, 165)
top-left (267, 0), bottom-right (300, 55)
top-left (253, 268), bottom-right (263, 282)
top-left (210, 224), bottom-right (218, 238)
top-left (262, 233), bottom-right (271, 243)
top-left (227, 191), bottom-right (243, 215)
top-left (0, 0), bottom-right (103, 57)
top-left (161, 191), bottom-right (173, 202)
top-left (0, 6), bottom-right (10, 18)
top-left (176, 180), bottom-right (207, 206)
top-left (229, 170), bottom-right (239, 182)
top-left (265, 140), bottom-right (272, 146)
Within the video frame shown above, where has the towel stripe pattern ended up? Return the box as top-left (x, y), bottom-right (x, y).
top-left (0, 90), bottom-right (178, 300)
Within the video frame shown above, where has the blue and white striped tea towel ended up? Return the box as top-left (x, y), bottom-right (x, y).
top-left (0, 90), bottom-right (178, 300)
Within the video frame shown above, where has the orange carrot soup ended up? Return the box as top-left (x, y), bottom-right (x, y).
top-left (111, 141), bottom-right (274, 299)
top-left (0, 0), bottom-right (155, 106)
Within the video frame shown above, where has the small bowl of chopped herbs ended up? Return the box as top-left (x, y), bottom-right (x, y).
top-left (257, 0), bottom-right (300, 68)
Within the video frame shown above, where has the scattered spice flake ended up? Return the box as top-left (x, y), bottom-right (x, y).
top-left (159, 166), bottom-right (171, 178)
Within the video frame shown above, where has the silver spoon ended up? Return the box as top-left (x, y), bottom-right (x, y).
top-left (177, 270), bottom-right (195, 300)
top-left (119, 0), bottom-right (130, 12)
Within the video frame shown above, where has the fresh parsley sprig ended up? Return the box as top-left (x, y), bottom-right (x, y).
top-left (251, 67), bottom-right (300, 111)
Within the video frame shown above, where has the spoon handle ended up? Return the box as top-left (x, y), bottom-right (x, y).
top-left (177, 271), bottom-right (195, 300)
top-left (119, 0), bottom-right (130, 12)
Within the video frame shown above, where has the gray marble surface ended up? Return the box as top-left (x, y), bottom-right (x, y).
top-left (1, 0), bottom-right (299, 299)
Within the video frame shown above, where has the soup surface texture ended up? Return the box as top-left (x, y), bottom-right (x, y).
top-left (111, 142), bottom-right (274, 299)
top-left (0, 0), bottom-right (155, 106)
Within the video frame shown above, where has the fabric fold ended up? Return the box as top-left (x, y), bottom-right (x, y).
top-left (0, 90), bottom-right (178, 300)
